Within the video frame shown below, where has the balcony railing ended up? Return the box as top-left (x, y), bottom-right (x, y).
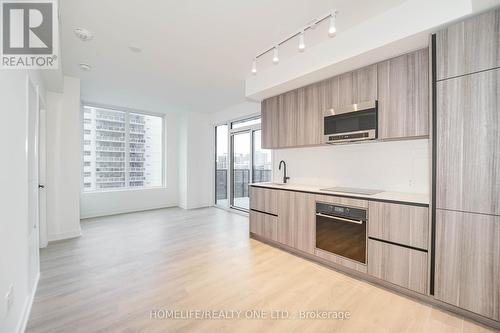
top-left (216, 169), bottom-right (271, 200)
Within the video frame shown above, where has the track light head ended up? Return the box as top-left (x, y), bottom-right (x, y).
top-left (328, 11), bottom-right (337, 37)
top-left (272, 46), bottom-right (279, 64)
top-left (298, 31), bottom-right (306, 52)
top-left (251, 59), bottom-right (257, 74)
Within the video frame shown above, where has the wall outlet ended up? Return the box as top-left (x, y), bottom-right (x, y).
top-left (5, 284), bottom-right (14, 314)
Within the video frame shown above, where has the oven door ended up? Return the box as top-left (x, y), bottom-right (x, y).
top-left (315, 212), bottom-right (367, 264)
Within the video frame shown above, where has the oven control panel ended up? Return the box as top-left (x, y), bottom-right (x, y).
top-left (316, 202), bottom-right (366, 221)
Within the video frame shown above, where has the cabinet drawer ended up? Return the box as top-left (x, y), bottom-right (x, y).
top-left (368, 202), bottom-right (429, 250)
top-left (368, 239), bottom-right (428, 294)
top-left (249, 186), bottom-right (278, 215)
top-left (249, 211), bottom-right (278, 242)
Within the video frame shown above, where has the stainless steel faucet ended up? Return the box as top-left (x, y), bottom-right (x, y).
top-left (278, 160), bottom-right (290, 184)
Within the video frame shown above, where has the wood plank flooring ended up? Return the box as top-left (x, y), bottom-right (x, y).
top-left (27, 207), bottom-right (495, 333)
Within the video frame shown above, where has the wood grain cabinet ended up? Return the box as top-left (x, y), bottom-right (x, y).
top-left (249, 186), bottom-right (278, 215)
top-left (368, 239), bottom-right (428, 294)
top-left (277, 191), bottom-right (315, 254)
top-left (278, 91), bottom-right (298, 148)
top-left (261, 96), bottom-right (280, 149)
top-left (436, 68), bottom-right (500, 216)
top-left (436, 9), bottom-right (500, 81)
top-left (296, 84), bottom-right (323, 146)
top-left (434, 209), bottom-right (500, 321)
top-left (368, 202), bottom-right (428, 250)
top-left (377, 49), bottom-right (429, 139)
top-left (249, 210), bottom-right (278, 242)
top-left (338, 64), bottom-right (377, 106)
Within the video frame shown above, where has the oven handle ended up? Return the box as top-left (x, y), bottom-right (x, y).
top-left (316, 212), bottom-right (364, 225)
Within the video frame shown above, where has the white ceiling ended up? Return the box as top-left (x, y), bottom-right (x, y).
top-left (60, 0), bottom-right (406, 113)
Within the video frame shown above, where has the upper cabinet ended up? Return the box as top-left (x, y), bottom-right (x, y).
top-left (260, 50), bottom-right (430, 149)
top-left (377, 48), bottom-right (429, 139)
top-left (338, 64), bottom-right (378, 106)
top-left (436, 9), bottom-right (500, 81)
top-left (261, 96), bottom-right (280, 149)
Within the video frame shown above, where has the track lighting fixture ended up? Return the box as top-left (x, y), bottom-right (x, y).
top-left (328, 12), bottom-right (337, 37)
top-left (272, 46), bottom-right (279, 64)
top-left (251, 10), bottom-right (338, 74)
top-left (298, 31), bottom-right (306, 52)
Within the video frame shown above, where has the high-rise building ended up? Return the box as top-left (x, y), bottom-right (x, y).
top-left (82, 106), bottom-right (163, 191)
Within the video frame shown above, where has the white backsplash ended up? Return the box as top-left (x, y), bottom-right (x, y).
top-left (272, 139), bottom-right (430, 194)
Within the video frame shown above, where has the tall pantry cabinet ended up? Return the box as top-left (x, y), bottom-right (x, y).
top-left (433, 8), bottom-right (500, 322)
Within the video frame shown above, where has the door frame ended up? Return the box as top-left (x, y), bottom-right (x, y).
top-left (213, 113), bottom-right (264, 212)
top-left (38, 91), bottom-right (48, 248)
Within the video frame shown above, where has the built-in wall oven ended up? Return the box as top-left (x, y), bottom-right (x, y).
top-left (323, 100), bottom-right (378, 144)
top-left (315, 202), bottom-right (367, 264)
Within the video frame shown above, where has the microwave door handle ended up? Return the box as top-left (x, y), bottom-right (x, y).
top-left (316, 213), bottom-right (364, 225)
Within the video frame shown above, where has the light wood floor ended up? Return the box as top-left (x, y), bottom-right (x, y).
top-left (27, 207), bottom-right (496, 333)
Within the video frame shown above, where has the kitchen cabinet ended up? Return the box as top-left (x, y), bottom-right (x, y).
top-left (377, 49), bottom-right (429, 139)
top-left (368, 239), bottom-right (428, 294)
top-left (434, 209), bottom-right (500, 321)
top-left (436, 68), bottom-right (500, 216)
top-left (296, 84), bottom-right (323, 146)
top-left (249, 210), bottom-right (278, 242)
top-left (277, 190), bottom-right (315, 254)
top-left (436, 9), bottom-right (500, 81)
top-left (249, 186), bottom-right (278, 215)
top-left (368, 202), bottom-right (428, 250)
top-left (277, 90), bottom-right (298, 148)
top-left (261, 96), bottom-right (280, 149)
top-left (338, 64), bottom-right (377, 106)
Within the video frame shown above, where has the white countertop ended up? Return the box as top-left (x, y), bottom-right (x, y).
top-left (250, 182), bottom-right (429, 206)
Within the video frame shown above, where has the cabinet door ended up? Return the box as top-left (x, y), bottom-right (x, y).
top-left (435, 209), bottom-right (500, 321)
top-left (368, 201), bottom-right (428, 250)
top-left (296, 84), bottom-right (322, 146)
top-left (249, 186), bottom-right (278, 215)
top-left (377, 49), bottom-right (429, 139)
top-left (436, 9), bottom-right (500, 81)
top-left (261, 96), bottom-right (280, 149)
top-left (321, 76), bottom-right (340, 113)
top-left (339, 64), bottom-right (377, 106)
top-left (368, 239), bottom-right (428, 294)
top-left (277, 191), bottom-right (315, 254)
top-left (278, 90), bottom-right (298, 148)
top-left (250, 211), bottom-right (278, 242)
top-left (436, 68), bottom-right (500, 216)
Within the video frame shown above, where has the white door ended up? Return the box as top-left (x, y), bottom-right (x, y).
top-left (27, 79), bottom-right (40, 291)
top-left (38, 106), bottom-right (47, 248)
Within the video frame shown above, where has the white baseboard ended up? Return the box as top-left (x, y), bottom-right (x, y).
top-left (16, 272), bottom-right (39, 333)
top-left (47, 229), bottom-right (82, 242)
top-left (80, 204), bottom-right (177, 219)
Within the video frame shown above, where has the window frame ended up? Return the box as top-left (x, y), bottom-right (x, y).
top-left (80, 103), bottom-right (166, 194)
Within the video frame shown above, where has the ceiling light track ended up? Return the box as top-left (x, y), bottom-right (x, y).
top-left (251, 10), bottom-right (338, 74)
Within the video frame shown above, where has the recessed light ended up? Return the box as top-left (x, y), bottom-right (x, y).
top-left (128, 46), bottom-right (142, 53)
top-left (79, 63), bottom-right (91, 72)
top-left (74, 27), bottom-right (93, 41)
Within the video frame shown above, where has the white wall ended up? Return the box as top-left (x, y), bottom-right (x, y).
top-left (0, 70), bottom-right (45, 333)
top-left (178, 112), bottom-right (213, 209)
top-left (80, 113), bottom-right (179, 218)
top-left (273, 139), bottom-right (430, 194)
top-left (46, 77), bottom-right (82, 241)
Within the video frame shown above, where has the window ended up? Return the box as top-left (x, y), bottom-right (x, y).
top-left (82, 105), bottom-right (164, 192)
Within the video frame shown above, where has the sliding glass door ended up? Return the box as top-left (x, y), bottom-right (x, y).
top-left (215, 116), bottom-right (271, 212)
top-left (215, 124), bottom-right (229, 207)
top-left (231, 132), bottom-right (251, 210)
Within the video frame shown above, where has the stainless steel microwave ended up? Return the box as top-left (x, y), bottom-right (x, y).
top-left (323, 101), bottom-right (378, 144)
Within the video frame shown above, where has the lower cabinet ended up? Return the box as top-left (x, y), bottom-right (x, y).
top-left (434, 209), bottom-right (500, 321)
top-left (249, 210), bottom-right (278, 242)
top-left (368, 239), bottom-right (428, 294)
top-left (277, 191), bottom-right (315, 254)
